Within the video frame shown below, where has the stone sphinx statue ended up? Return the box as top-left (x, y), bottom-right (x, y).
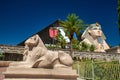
top-left (9, 34), bottom-right (73, 68)
top-left (81, 22), bottom-right (110, 52)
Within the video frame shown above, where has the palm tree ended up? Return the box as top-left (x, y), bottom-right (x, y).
top-left (56, 31), bottom-right (66, 49)
top-left (60, 13), bottom-right (85, 57)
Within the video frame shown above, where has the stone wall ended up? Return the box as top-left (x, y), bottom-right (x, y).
top-left (49, 49), bottom-right (120, 62)
top-left (73, 51), bottom-right (120, 62)
top-left (0, 45), bottom-right (120, 62)
top-left (0, 45), bottom-right (24, 61)
top-left (0, 45), bottom-right (24, 54)
top-left (106, 46), bottom-right (120, 53)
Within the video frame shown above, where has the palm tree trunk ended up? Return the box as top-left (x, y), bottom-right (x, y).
top-left (70, 34), bottom-right (73, 58)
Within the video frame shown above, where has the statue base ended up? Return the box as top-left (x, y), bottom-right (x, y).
top-left (3, 67), bottom-right (78, 80)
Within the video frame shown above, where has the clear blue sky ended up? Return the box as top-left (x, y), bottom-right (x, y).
top-left (0, 0), bottom-right (119, 46)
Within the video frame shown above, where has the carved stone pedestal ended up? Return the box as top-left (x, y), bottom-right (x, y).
top-left (3, 68), bottom-right (78, 80)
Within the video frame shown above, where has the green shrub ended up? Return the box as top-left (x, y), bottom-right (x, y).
top-left (73, 60), bottom-right (120, 80)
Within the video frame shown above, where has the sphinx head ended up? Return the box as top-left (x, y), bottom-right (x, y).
top-left (81, 22), bottom-right (106, 40)
top-left (88, 23), bottom-right (102, 38)
top-left (25, 35), bottom-right (39, 47)
top-left (25, 34), bottom-right (46, 49)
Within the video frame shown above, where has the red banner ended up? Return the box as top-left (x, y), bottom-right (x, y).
top-left (49, 28), bottom-right (58, 38)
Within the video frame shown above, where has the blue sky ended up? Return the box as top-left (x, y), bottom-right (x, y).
top-left (0, 0), bottom-right (119, 46)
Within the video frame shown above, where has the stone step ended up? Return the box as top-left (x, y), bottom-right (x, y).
top-left (3, 68), bottom-right (78, 80)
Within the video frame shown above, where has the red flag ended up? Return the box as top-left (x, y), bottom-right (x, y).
top-left (49, 28), bottom-right (58, 38)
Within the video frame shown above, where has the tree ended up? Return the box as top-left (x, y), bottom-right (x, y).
top-left (80, 42), bottom-right (90, 51)
top-left (56, 31), bottom-right (66, 48)
top-left (60, 13), bottom-right (85, 57)
top-left (89, 45), bottom-right (95, 52)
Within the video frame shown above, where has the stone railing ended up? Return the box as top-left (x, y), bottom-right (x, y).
top-left (73, 51), bottom-right (120, 62)
top-left (0, 45), bottom-right (24, 54)
top-left (49, 49), bottom-right (120, 62)
top-left (0, 45), bottom-right (120, 62)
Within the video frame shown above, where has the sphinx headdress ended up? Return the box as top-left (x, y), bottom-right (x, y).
top-left (81, 22), bottom-right (106, 40)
